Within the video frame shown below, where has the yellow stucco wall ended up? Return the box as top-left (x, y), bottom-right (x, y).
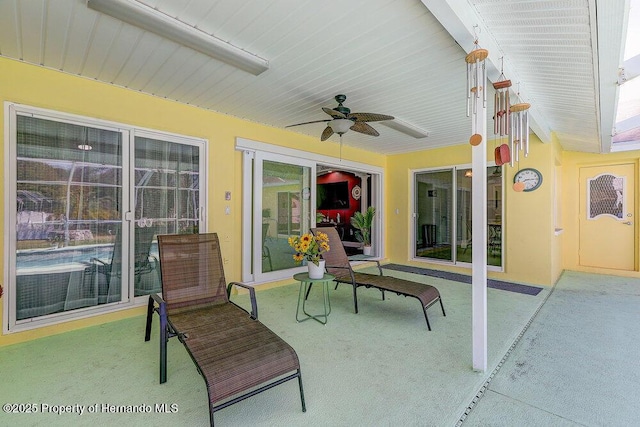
top-left (0, 57), bottom-right (384, 345)
top-left (2, 55), bottom-right (636, 346)
top-left (386, 135), bottom-right (562, 286)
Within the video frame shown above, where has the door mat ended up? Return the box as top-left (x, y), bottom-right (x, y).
top-left (382, 264), bottom-right (543, 296)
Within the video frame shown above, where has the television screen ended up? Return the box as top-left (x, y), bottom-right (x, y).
top-left (317, 181), bottom-right (350, 210)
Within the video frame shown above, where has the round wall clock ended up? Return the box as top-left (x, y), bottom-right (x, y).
top-left (513, 168), bottom-right (543, 192)
top-left (351, 185), bottom-right (361, 200)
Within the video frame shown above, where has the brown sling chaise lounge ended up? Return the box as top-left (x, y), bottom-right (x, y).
top-left (145, 233), bottom-right (306, 425)
top-left (312, 227), bottom-right (445, 330)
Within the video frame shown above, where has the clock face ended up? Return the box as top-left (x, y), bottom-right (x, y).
top-left (513, 168), bottom-right (542, 192)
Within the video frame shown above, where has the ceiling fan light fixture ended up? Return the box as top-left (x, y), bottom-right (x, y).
top-left (328, 119), bottom-right (353, 135)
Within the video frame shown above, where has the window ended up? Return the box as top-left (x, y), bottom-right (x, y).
top-left (5, 104), bottom-right (206, 331)
top-left (413, 165), bottom-right (503, 268)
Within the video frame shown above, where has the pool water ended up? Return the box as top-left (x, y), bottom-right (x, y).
top-left (16, 243), bottom-right (159, 269)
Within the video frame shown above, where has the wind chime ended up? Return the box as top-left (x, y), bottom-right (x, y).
top-left (493, 58), bottom-right (511, 165)
top-left (509, 85), bottom-right (530, 166)
top-left (509, 84), bottom-right (531, 192)
top-left (466, 35), bottom-right (488, 146)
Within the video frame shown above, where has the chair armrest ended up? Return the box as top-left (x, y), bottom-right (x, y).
top-left (145, 293), bottom-right (171, 384)
top-left (149, 292), bottom-right (166, 306)
top-left (227, 282), bottom-right (258, 320)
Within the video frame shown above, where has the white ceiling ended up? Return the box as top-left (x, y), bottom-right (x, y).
top-left (0, 0), bottom-right (630, 155)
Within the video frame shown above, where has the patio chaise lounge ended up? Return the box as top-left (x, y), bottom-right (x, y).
top-left (311, 227), bottom-right (446, 331)
top-left (145, 232), bottom-right (306, 425)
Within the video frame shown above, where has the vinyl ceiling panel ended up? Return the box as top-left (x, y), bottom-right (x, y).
top-left (0, 0), bottom-right (628, 155)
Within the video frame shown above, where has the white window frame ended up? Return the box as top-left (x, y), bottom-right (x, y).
top-left (410, 163), bottom-right (503, 272)
top-left (236, 137), bottom-right (384, 284)
top-left (4, 102), bottom-right (207, 333)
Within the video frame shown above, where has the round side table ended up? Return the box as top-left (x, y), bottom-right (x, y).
top-left (293, 272), bottom-right (335, 325)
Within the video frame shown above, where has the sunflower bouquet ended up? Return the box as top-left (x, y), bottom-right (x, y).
top-left (288, 231), bottom-right (330, 266)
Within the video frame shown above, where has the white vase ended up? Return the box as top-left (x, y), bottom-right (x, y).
top-left (363, 245), bottom-right (372, 256)
top-left (307, 259), bottom-right (326, 279)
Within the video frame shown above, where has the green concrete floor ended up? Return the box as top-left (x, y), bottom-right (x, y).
top-left (462, 270), bottom-right (640, 426)
top-left (0, 269), bottom-right (636, 426)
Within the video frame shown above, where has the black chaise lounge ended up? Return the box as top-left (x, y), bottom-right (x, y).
top-left (312, 227), bottom-right (446, 330)
top-left (145, 232), bottom-right (306, 426)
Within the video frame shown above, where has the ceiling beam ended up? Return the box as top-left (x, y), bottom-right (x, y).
top-left (420, 0), bottom-right (552, 144)
top-left (593, 0), bottom-right (629, 153)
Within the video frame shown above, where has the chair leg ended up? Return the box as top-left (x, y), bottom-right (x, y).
top-left (439, 297), bottom-right (446, 316)
top-left (298, 369), bottom-right (307, 412)
top-left (144, 296), bottom-right (154, 342)
top-left (422, 305), bottom-right (432, 331)
top-left (158, 303), bottom-right (168, 384)
top-left (352, 284), bottom-right (359, 313)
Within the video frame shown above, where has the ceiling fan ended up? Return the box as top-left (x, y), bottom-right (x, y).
top-left (286, 94), bottom-right (394, 141)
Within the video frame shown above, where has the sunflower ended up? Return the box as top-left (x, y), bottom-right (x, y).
top-left (288, 231), bottom-right (331, 264)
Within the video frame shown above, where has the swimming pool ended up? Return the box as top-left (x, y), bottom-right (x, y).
top-left (16, 243), bottom-right (159, 269)
top-left (15, 242), bottom-right (161, 321)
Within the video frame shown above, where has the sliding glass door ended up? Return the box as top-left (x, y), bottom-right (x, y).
top-left (6, 105), bottom-right (205, 330)
top-left (414, 169), bottom-right (454, 261)
top-left (238, 138), bottom-right (384, 283)
top-left (133, 133), bottom-right (203, 296)
top-left (414, 166), bottom-right (503, 267)
top-left (13, 115), bottom-right (125, 320)
top-left (252, 153), bottom-right (314, 281)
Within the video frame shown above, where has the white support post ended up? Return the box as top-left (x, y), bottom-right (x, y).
top-left (471, 68), bottom-right (488, 372)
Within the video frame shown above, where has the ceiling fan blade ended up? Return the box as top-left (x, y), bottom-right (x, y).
top-left (322, 107), bottom-right (346, 119)
top-left (285, 119), bottom-right (330, 128)
top-left (350, 121), bottom-right (380, 137)
top-left (320, 126), bottom-right (334, 141)
top-left (349, 112), bottom-right (394, 122)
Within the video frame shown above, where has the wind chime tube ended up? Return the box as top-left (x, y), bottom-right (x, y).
top-left (520, 111), bottom-right (526, 153)
top-left (504, 92), bottom-right (508, 135)
top-left (499, 91), bottom-right (505, 136)
top-left (482, 62), bottom-right (487, 108)
top-left (467, 63), bottom-right (472, 117)
top-left (516, 112), bottom-right (521, 147)
top-left (505, 90), bottom-right (510, 136)
top-left (509, 113), bottom-right (515, 167)
top-left (524, 110), bottom-right (530, 157)
top-left (494, 91), bottom-right (499, 134)
top-left (471, 92), bottom-right (477, 136)
top-left (471, 63), bottom-right (476, 136)
top-left (503, 92), bottom-right (508, 136)
top-left (476, 58), bottom-right (482, 128)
